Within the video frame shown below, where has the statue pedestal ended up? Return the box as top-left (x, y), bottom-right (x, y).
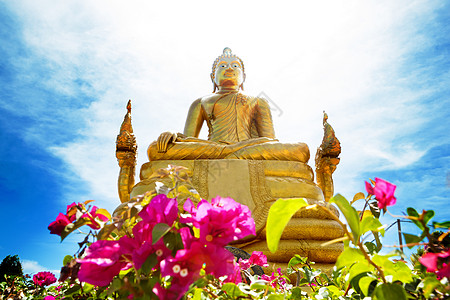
top-left (131, 159), bottom-right (344, 272)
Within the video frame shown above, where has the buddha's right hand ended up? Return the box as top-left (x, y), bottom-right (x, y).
top-left (156, 132), bottom-right (178, 153)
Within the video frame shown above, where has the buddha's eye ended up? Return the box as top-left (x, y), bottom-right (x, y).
top-left (220, 64), bottom-right (226, 68)
top-left (232, 64), bottom-right (239, 68)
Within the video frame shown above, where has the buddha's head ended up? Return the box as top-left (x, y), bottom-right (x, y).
top-left (211, 48), bottom-right (246, 92)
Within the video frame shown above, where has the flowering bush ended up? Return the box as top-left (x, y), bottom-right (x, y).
top-left (2, 167), bottom-right (450, 299)
top-left (33, 271), bottom-right (57, 287)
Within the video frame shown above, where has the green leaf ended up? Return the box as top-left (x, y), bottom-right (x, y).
top-left (421, 276), bottom-right (441, 298)
top-left (423, 210), bottom-right (434, 223)
top-left (330, 194), bottom-right (360, 241)
top-left (192, 288), bottom-right (203, 300)
top-left (336, 247), bottom-right (365, 269)
top-left (82, 283), bottom-right (95, 293)
top-left (403, 233), bottom-right (424, 248)
top-left (152, 223), bottom-right (171, 245)
top-left (326, 285), bottom-right (342, 296)
top-left (406, 207), bottom-right (423, 230)
top-left (348, 263), bottom-right (373, 282)
top-left (372, 230), bottom-right (383, 252)
top-left (432, 220), bottom-right (450, 228)
top-left (301, 267), bottom-right (321, 283)
top-left (193, 278), bottom-right (208, 288)
top-left (364, 242), bottom-right (378, 254)
top-left (266, 198), bottom-right (308, 253)
top-left (267, 294), bottom-right (285, 300)
top-left (63, 255), bottom-right (74, 266)
top-left (288, 254), bottom-right (307, 268)
top-left (64, 284), bottom-right (82, 295)
top-left (372, 254), bottom-right (413, 283)
top-left (141, 253), bottom-right (158, 274)
top-left (359, 276), bottom-right (376, 297)
top-left (289, 287), bottom-right (303, 299)
top-left (250, 282), bottom-right (268, 290)
top-left (222, 282), bottom-right (245, 298)
top-left (389, 261), bottom-right (413, 283)
top-left (373, 283), bottom-right (407, 300)
top-left (360, 215), bottom-right (384, 236)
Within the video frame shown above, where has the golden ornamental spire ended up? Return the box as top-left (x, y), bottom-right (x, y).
top-left (116, 100), bottom-right (137, 203)
top-left (315, 111), bottom-right (341, 201)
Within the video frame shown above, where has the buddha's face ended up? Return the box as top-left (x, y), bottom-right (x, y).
top-left (213, 57), bottom-right (244, 90)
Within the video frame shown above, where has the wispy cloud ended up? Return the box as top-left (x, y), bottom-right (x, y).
top-left (2, 0), bottom-right (449, 214)
top-left (21, 259), bottom-right (59, 277)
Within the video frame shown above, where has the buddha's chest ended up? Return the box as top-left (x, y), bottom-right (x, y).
top-left (202, 94), bottom-right (255, 122)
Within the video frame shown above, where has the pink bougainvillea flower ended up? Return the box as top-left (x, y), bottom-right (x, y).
top-left (139, 194), bottom-right (178, 227)
top-left (33, 271), bottom-right (57, 286)
top-left (182, 197), bottom-right (255, 245)
top-left (48, 213), bottom-right (71, 236)
top-left (365, 178), bottom-right (397, 209)
top-left (153, 282), bottom-right (185, 300)
top-left (178, 228), bottom-right (236, 278)
top-left (84, 206), bottom-right (110, 230)
top-left (239, 251), bottom-right (268, 270)
top-left (161, 238), bottom-right (235, 292)
top-left (224, 262), bottom-right (243, 284)
top-left (261, 268), bottom-right (286, 288)
top-left (261, 273), bottom-right (277, 288)
top-left (248, 251), bottom-right (269, 268)
top-left (119, 221), bottom-right (171, 270)
top-left (44, 296), bottom-right (56, 300)
top-left (419, 249), bottom-right (450, 279)
top-left (77, 240), bottom-right (132, 286)
top-left (239, 259), bottom-right (252, 270)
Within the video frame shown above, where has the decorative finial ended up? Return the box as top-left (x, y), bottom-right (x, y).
top-left (223, 47), bottom-right (232, 56)
top-left (118, 100), bottom-right (135, 137)
top-left (323, 110), bottom-right (328, 125)
top-left (127, 99), bottom-right (131, 114)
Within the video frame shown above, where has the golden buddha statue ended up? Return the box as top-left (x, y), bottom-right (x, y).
top-left (147, 47), bottom-right (309, 163)
top-left (116, 48), bottom-right (344, 275)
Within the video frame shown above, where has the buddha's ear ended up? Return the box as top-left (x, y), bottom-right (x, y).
top-left (210, 73), bottom-right (217, 92)
top-left (240, 73), bottom-right (246, 91)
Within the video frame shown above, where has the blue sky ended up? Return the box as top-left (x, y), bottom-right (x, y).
top-left (0, 0), bottom-right (449, 275)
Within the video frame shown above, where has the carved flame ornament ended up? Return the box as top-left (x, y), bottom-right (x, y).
top-left (315, 111), bottom-right (341, 201)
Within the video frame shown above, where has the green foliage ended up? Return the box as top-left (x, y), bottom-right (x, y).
top-left (330, 194), bottom-right (361, 241)
top-left (23, 173), bottom-right (450, 299)
top-left (373, 283), bottom-right (407, 300)
top-left (0, 255), bottom-right (22, 282)
top-left (266, 198), bottom-right (308, 252)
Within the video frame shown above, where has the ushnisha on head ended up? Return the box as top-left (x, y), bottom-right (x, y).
top-left (211, 47), bottom-right (246, 93)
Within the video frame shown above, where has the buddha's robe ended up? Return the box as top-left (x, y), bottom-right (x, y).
top-left (147, 92), bottom-right (309, 162)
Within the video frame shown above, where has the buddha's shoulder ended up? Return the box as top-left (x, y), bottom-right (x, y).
top-left (198, 93), bottom-right (222, 104)
top-left (197, 92), bottom-right (260, 102)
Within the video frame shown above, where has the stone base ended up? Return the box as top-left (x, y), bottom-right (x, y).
top-left (131, 159), bottom-right (344, 266)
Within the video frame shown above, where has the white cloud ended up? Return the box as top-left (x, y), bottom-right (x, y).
top-left (21, 259), bottom-right (59, 277)
top-left (5, 0), bottom-right (448, 209)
